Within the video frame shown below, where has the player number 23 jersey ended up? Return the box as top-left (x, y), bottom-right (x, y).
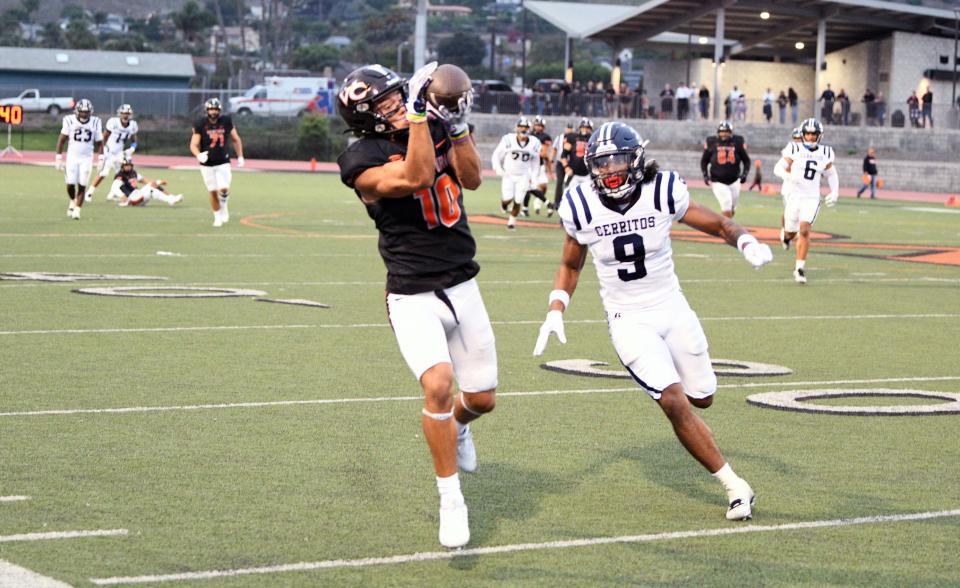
top-left (61, 114), bottom-right (103, 158)
top-left (559, 171), bottom-right (690, 312)
top-left (781, 142), bottom-right (834, 199)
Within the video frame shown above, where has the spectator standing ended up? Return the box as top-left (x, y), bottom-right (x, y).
top-left (605, 82), bottom-right (617, 117)
top-left (862, 89), bottom-right (876, 126)
top-left (777, 90), bottom-right (788, 124)
top-left (639, 89), bottom-right (650, 119)
top-left (699, 84), bottom-right (710, 120)
top-left (876, 92), bottom-right (886, 126)
top-left (820, 84), bottom-right (836, 123)
top-left (838, 90), bottom-right (850, 126)
top-left (857, 148), bottom-right (879, 199)
top-left (735, 94), bottom-right (747, 122)
top-left (676, 82), bottom-right (691, 120)
top-left (907, 91), bottom-right (921, 127)
top-left (762, 88), bottom-right (775, 123)
top-left (660, 83), bottom-right (675, 119)
top-left (788, 87), bottom-right (799, 124)
top-left (921, 87), bottom-right (933, 128)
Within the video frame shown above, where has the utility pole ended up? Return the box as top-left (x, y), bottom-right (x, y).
top-left (521, 0), bottom-right (527, 86)
top-left (489, 3), bottom-right (497, 80)
top-left (414, 0), bottom-right (426, 70)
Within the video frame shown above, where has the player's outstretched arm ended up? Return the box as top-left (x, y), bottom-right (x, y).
top-left (533, 234), bottom-right (588, 356)
top-left (681, 200), bottom-right (772, 269)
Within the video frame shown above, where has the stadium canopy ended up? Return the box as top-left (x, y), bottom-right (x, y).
top-left (524, 0), bottom-right (960, 116)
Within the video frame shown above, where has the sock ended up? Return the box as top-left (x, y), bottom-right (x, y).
top-left (711, 463), bottom-right (741, 493)
top-left (507, 215), bottom-right (517, 226)
top-left (436, 473), bottom-right (463, 506)
top-left (796, 259), bottom-right (805, 271)
top-left (455, 419), bottom-right (468, 437)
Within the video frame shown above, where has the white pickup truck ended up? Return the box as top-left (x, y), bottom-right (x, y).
top-left (0, 89), bottom-right (75, 115)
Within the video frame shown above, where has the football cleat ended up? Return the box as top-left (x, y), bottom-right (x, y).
top-left (84, 191), bottom-right (93, 202)
top-left (212, 211), bottom-right (223, 227)
top-left (793, 268), bottom-right (807, 284)
top-left (457, 425), bottom-right (477, 473)
top-left (66, 204), bottom-right (74, 217)
top-left (169, 194), bottom-right (183, 206)
top-left (438, 498), bottom-right (470, 548)
top-left (726, 484), bottom-right (756, 521)
top-left (780, 228), bottom-right (791, 251)
top-left (219, 203), bottom-right (229, 223)
top-left (71, 207), bottom-right (81, 220)
top-left (520, 207), bottom-right (529, 218)
top-left (546, 202), bottom-right (555, 218)
top-left (500, 200), bottom-right (510, 214)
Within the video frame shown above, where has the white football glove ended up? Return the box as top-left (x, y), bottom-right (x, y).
top-left (196, 151), bottom-right (209, 164)
top-left (533, 310), bottom-right (566, 356)
top-left (432, 90), bottom-right (474, 139)
top-left (237, 156), bottom-right (245, 168)
top-left (824, 192), bottom-right (838, 207)
top-left (55, 153), bottom-right (64, 171)
top-left (405, 61), bottom-right (438, 121)
top-left (123, 147), bottom-right (135, 158)
top-left (738, 234), bottom-right (773, 269)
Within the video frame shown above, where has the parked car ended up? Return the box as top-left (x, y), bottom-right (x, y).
top-left (228, 77), bottom-right (336, 117)
top-left (0, 89), bottom-right (74, 115)
top-left (471, 79), bottom-right (520, 114)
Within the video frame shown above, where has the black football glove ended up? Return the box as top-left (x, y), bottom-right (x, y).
top-left (739, 173), bottom-right (749, 184)
top-left (703, 174), bottom-right (711, 186)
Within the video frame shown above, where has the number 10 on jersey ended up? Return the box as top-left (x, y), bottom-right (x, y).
top-left (414, 173), bottom-right (463, 229)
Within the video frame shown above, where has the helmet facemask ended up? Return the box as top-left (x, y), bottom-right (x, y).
top-left (588, 150), bottom-right (643, 200)
top-left (366, 87), bottom-right (409, 134)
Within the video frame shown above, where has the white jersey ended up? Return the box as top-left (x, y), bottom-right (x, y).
top-left (60, 114), bottom-right (103, 159)
top-left (104, 117), bottom-right (139, 155)
top-left (559, 171), bottom-right (690, 313)
top-left (492, 133), bottom-right (541, 178)
top-left (781, 142), bottom-right (835, 200)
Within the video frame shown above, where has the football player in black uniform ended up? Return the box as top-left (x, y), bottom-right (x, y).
top-left (555, 117), bottom-right (593, 210)
top-left (549, 121), bottom-right (574, 217)
top-left (336, 62), bottom-right (496, 550)
top-left (522, 115), bottom-right (553, 215)
top-left (190, 98), bottom-right (244, 227)
top-left (700, 121), bottom-right (751, 218)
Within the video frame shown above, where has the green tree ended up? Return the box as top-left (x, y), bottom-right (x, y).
top-left (171, 0), bottom-right (216, 44)
top-left (297, 114), bottom-right (345, 160)
top-left (61, 4), bottom-right (86, 21)
top-left (65, 19), bottom-right (97, 49)
top-left (103, 34), bottom-right (150, 52)
top-left (40, 22), bottom-right (65, 47)
top-left (437, 33), bottom-right (485, 67)
top-left (291, 44), bottom-right (341, 72)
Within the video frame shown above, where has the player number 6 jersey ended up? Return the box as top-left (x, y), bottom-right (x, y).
top-left (781, 142), bottom-right (834, 200)
top-left (61, 114), bottom-right (103, 158)
top-left (559, 171), bottom-right (690, 312)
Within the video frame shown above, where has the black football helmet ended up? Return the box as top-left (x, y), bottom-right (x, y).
top-left (800, 118), bottom-right (823, 147)
top-left (337, 64), bottom-right (407, 136)
top-left (585, 122), bottom-right (646, 201)
top-left (717, 120), bottom-right (733, 137)
top-left (75, 99), bottom-right (93, 123)
top-left (578, 117), bottom-right (594, 137)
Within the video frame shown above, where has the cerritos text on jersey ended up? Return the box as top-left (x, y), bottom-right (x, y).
top-left (594, 216), bottom-right (656, 237)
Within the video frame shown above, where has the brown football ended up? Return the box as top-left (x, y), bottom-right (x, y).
top-left (427, 64), bottom-right (472, 111)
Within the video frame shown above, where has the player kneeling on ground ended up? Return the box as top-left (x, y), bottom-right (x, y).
top-left (337, 62), bottom-right (497, 549)
top-left (534, 121), bottom-right (772, 521)
top-left (110, 158), bottom-right (183, 207)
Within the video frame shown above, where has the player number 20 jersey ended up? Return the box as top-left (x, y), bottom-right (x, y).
top-left (781, 142), bottom-right (834, 200)
top-left (104, 117), bottom-right (139, 155)
top-left (61, 114), bottom-right (103, 158)
top-left (559, 171), bottom-right (690, 313)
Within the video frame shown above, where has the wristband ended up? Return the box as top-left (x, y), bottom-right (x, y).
top-left (450, 127), bottom-right (470, 144)
top-left (736, 233), bottom-right (758, 252)
top-left (548, 289), bottom-right (570, 309)
top-left (405, 111), bottom-right (427, 124)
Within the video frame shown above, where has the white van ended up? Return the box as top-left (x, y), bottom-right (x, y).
top-left (228, 77), bottom-right (336, 117)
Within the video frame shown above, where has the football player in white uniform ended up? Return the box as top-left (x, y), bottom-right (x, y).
top-left (492, 117), bottom-right (541, 230)
top-left (91, 104), bottom-right (139, 202)
top-left (774, 118), bottom-right (839, 284)
top-left (522, 115), bottom-right (553, 215)
top-left (109, 158), bottom-right (183, 207)
top-left (533, 122), bottom-right (772, 521)
top-left (55, 99), bottom-right (102, 220)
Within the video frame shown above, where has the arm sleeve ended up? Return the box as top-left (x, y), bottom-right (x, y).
top-left (491, 137), bottom-right (506, 175)
top-left (824, 165), bottom-right (839, 195)
top-left (774, 158), bottom-right (790, 181)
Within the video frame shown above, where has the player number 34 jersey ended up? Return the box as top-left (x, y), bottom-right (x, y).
top-left (781, 142), bottom-right (834, 200)
top-left (61, 114), bottom-right (103, 158)
top-left (559, 171), bottom-right (690, 313)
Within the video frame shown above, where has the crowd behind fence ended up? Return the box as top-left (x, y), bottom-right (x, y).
top-left (4, 85), bottom-right (960, 132)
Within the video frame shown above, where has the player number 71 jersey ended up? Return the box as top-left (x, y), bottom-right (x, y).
top-left (782, 142), bottom-right (834, 200)
top-left (558, 171), bottom-right (690, 312)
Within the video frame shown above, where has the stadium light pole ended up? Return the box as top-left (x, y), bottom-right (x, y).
top-left (953, 10), bottom-right (958, 109)
top-left (712, 7), bottom-right (725, 120)
top-left (489, 6), bottom-right (497, 80)
top-left (414, 0), bottom-right (426, 71)
top-left (521, 0), bottom-right (527, 87)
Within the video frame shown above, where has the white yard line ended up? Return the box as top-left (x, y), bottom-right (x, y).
top-left (1, 313), bottom-right (958, 337)
top-left (0, 496), bottom-right (30, 502)
top-left (0, 560), bottom-right (72, 588)
top-left (1, 376), bottom-right (958, 418)
top-left (88, 509), bottom-right (960, 585)
top-left (0, 529), bottom-right (128, 543)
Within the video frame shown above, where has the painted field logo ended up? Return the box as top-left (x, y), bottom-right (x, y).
top-left (0, 272), bottom-right (166, 282)
top-left (746, 389), bottom-right (960, 416)
top-left (74, 286), bottom-right (267, 298)
top-left (542, 359), bottom-right (792, 378)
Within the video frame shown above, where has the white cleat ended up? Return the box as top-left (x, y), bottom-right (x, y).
top-left (71, 206), bottom-right (81, 220)
top-left (67, 205), bottom-right (74, 217)
top-left (725, 479), bottom-right (756, 521)
top-left (219, 203), bottom-right (230, 223)
top-left (84, 191), bottom-right (93, 202)
top-left (457, 425), bottom-right (477, 473)
top-left (438, 498), bottom-right (470, 548)
top-left (793, 268), bottom-right (807, 284)
top-left (169, 194), bottom-right (183, 206)
top-left (212, 212), bottom-right (223, 228)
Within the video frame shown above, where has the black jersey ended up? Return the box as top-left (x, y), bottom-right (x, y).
top-left (193, 114), bottom-right (235, 167)
top-left (701, 135), bottom-right (750, 184)
top-left (114, 168), bottom-right (140, 196)
top-left (561, 132), bottom-right (590, 176)
top-left (337, 120), bottom-right (480, 295)
top-left (531, 130), bottom-right (552, 165)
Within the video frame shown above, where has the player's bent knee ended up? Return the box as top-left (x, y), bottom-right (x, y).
top-left (461, 391), bottom-right (496, 415)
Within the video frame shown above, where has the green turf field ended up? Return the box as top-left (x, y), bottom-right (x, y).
top-left (1, 164), bottom-right (958, 587)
